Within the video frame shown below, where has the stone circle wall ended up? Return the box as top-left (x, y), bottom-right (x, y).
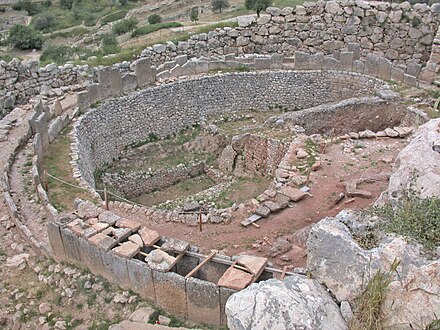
top-left (74, 70), bottom-right (386, 188)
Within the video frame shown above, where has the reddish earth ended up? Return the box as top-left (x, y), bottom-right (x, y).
top-left (111, 137), bottom-right (407, 271)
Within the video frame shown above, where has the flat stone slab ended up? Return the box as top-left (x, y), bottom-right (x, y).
top-left (241, 214), bottom-right (262, 227)
top-left (139, 227), bottom-right (160, 246)
top-left (98, 211), bottom-right (121, 225)
top-left (161, 238), bottom-right (189, 253)
top-left (88, 232), bottom-right (117, 251)
top-left (145, 249), bottom-right (176, 272)
top-left (92, 222), bottom-right (110, 232)
top-left (236, 255), bottom-right (268, 277)
top-left (116, 218), bottom-right (141, 231)
top-left (274, 193), bottom-right (290, 207)
top-left (128, 234), bottom-right (144, 247)
top-left (218, 267), bottom-right (254, 290)
top-left (278, 186), bottom-right (307, 202)
top-left (263, 200), bottom-right (285, 213)
top-left (102, 227), bottom-right (132, 242)
top-left (76, 200), bottom-right (102, 219)
top-left (346, 180), bottom-right (372, 198)
top-left (385, 127), bottom-right (399, 138)
top-left (113, 242), bottom-right (140, 259)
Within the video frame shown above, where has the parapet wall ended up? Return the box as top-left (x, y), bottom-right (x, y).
top-left (74, 70), bottom-right (385, 188)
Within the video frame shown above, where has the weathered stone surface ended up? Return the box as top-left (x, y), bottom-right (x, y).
top-left (88, 232), bottom-right (117, 251)
top-left (98, 210), bottom-right (121, 225)
top-left (112, 241), bottom-right (140, 259)
top-left (116, 218), bottom-right (141, 232)
top-left (255, 205), bottom-right (271, 217)
top-left (128, 234), bottom-right (143, 247)
top-left (225, 275), bottom-right (347, 330)
top-left (161, 238), bottom-right (189, 253)
top-left (76, 200), bottom-right (102, 219)
top-left (278, 186), bottom-right (307, 201)
top-left (218, 267), bottom-right (253, 290)
top-left (235, 255), bottom-right (268, 276)
top-left (146, 249), bottom-right (176, 272)
top-left (129, 307), bottom-right (155, 323)
top-left (139, 227), bottom-right (160, 246)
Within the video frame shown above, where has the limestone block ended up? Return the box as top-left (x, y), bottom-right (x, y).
top-left (77, 237), bottom-right (105, 277)
top-left (218, 267), bottom-right (253, 290)
top-left (97, 67), bottom-right (123, 99)
top-left (323, 56), bottom-right (340, 70)
top-left (365, 54), bottom-right (380, 77)
top-left (152, 271), bottom-right (188, 317)
top-left (406, 62), bottom-right (422, 78)
top-left (59, 228), bottom-right (82, 266)
top-left (377, 57), bottom-right (392, 80)
top-left (76, 90), bottom-right (90, 113)
top-left (87, 83), bottom-right (101, 105)
top-left (187, 277), bottom-right (221, 326)
top-left (220, 287), bottom-right (237, 326)
top-left (127, 259), bottom-right (156, 302)
top-left (391, 66), bottom-right (405, 82)
top-left (47, 222), bottom-right (66, 263)
top-left (347, 43), bottom-right (361, 60)
top-left (122, 73), bottom-right (138, 93)
top-left (134, 58), bottom-right (156, 87)
top-left (294, 51), bottom-right (310, 70)
top-left (340, 52), bottom-right (354, 71)
top-left (112, 241), bottom-right (140, 259)
top-left (100, 250), bottom-right (131, 290)
top-left (138, 227), bottom-right (160, 246)
top-left (352, 60), bottom-right (364, 73)
top-left (404, 74), bottom-right (417, 87)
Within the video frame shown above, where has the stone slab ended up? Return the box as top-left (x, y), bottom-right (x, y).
top-left (113, 241), bottom-right (140, 259)
top-left (220, 287), bottom-right (237, 326)
top-left (88, 232), bottom-right (117, 251)
top-left (152, 271), bottom-right (187, 317)
top-left (47, 222), bottom-right (66, 263)
top-left (186, 277), bottom-right (221, 326)
top-left (98, 211), bottom-right (120, 225)
top-left (127, 259), bottom-right (156, 303)
top-left (146, 249), bottom-right (176, 272)
top-left (116, 218), bottom-right (141, 232)
top-left (218, 267), bottom-right (253, 290)
top-left (100, 250), bottom-right (131, 290)
top-left (77, 236), bottom-right (105, 277)
top-left (59, 228), bottom-right (82, 265)
top-left (139, 227), bottom-right (160, 246)
top-left (278, 186), bottom-right (307, 202)
top-left (161, 238), bottom-right (189, 253)
top-left (236, 255), bottom-right (268, 277)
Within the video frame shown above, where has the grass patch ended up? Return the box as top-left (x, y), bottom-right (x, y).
top-left (215, 177), bottom-right (271, 208)
top-left (49, 27), bottom-right (89, 39)
top-left (100, 9), bottom-right (129, 25)
top-left (368, 189), bottom-right (440, 251)
top-left (350, 259), bottom-right (400, 330)
top-left (132, 22), bottom-right (183, 37)
top-left (44, 126), bottom-right (99, 211)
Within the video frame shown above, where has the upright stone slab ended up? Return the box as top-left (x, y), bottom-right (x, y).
top-left (47, 222), bottom-right (66, 262)
top-left (127, 259), bottom-right (156, 303)
top-left (59, 228), bottom-right (82, 266)
top-left (87, 84), bottom-right (101, 105)
top-left (391, 66), bottom-right (405, 82)
top-left (152, 271), bottom-right (187, 317)
top-left (76, 90), bottom-right (90, 113)
top-left (340, 52), bottom-right (354, 71)
top-left (220, 287), bottom-right (237, 326)
top-left (377, 57), bottom-right (392, 80)
top-left (187, 277), bottom-right (221, 326)
top-left (347, 43), bottom-right (361, 60)
top-left (122, 73), bottom-right (138, 93)
top-left (365, 54), bottom-right (380, 77)
top-left (77, 237), bottom-right (105, 277)
top-left (100, 250), bottom-right (131, 290)
top-left (308, 53), bottom-right (324, 70)
top-left (97, 67), bottom-right (123, 100)
top-left (134, 58), bottom-right (156, 88)
top-left (352, 60), bottom-right (365, 73)
top-left (323, 56), bottom-right (340, 70)
top-left (294, 51), bottom-right (310, 70)
top-left (406, 62), bottom-right (422, 78)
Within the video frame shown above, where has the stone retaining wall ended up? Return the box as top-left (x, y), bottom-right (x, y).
top-left (74, 70), bottom-right (385, 189)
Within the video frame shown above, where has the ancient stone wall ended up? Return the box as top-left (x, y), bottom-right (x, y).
top-left (74, 70), bottom-right (385, 188)
top-left (141, 1), bottom-right (440, 68)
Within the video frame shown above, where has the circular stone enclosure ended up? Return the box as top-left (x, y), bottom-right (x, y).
top-left (75, 70), bottom-right (403, 193)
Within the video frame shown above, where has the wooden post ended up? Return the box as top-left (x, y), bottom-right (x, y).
top-left (198, 209), bottom-right (202, 232)
top-left (104, 186), bottom-right (109, 210)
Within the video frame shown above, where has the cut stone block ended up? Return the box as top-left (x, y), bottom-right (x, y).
top-left (236, 255), bottom-right (268, 277)
top-left (218, 267), bottom-right (253, 290)
top-left (161, 238), bottom-right (189, 253)
top-left (98, 211), bottom-right (121, 225)
top-left (92, 222), bottom-right (109, 232)
top-left (263, 200), bottom-right (284, 213)
top-left (255, 205), bottom-right (271, 217)
top-left (128, 234), bottom-right (144, 247)
top-left (146, 249), bottom-right (176, 272)
top-left (385, 128), bottom-right (399, 138)
top-left (88, 232), bottom-right (117, 251)
top-left (116, 218), bottom-right (141, 232)
top-left (139, 227), bottom-right (160, 247)
top-left (393, 126), bottom-right (413, 137)
top-left (102, 227), bottom-right (132, 242)
top-left (112, 241), bottom-right (140, 259)
top-left (278, 186), bottom-right (307, 202)
top-left (346, 180), bottom-right (372, 198)
top-left (273, 193), bottom-right (291, 208)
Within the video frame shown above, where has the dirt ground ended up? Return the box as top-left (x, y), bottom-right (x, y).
top-left (112, 137), bottom-right (407, 270)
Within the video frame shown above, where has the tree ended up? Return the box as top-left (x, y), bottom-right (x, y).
top-left (12, 0), bottom-right (39, 15)
top-left (190, 8), bottom-right (199, 23)
top-left (32, 13), bottom-right (57, 32)
top-left (212, 0), bottom-right (230, 13)
top-left (60, 0), bottom-right (74, 10)
top-left (147, 14), bottom-right (162, 25)
top-left (112, 17), bottom-right (138, 35)
top-left (245, 0), bottom-right (272, 17)
top-left (7, 25), bottom-right (44, 50)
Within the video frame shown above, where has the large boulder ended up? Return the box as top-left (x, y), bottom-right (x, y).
top-left (225, 275), bottom-right (347, 330)
top-left (307, 211), bottom-right (428, 302)
top-left (378, 118), bottom-right (440, 205)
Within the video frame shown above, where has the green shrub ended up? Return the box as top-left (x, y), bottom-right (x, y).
top-left (7, 25), bottom-right (44, 50)
top-left (131, 22), bottom-right (182, 37)
top-left (40, 44), bottom-right (93, 65)
top-left (32, 13), bottom-right (57, 31)
top-left (12, 0), bottom-right (39, 15)
top-left (369, 189), bottom-right (440, 251)
top-left (100, 10), bottom-right (128, 25)
top-left (101, 32), bottom-right (118, 47)
top-left (147, 13), bottom-right (162, 25)
top-left (112, 17), bottom-right (138, 35)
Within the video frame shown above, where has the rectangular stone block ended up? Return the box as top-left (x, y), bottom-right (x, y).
top-left (308, 53), bottom-right (324, 70)
top-left (406, 62), bottom-right (422, 78)
top-left (77, 237), bottom-right (105, 277)
top-left (377, 57), bottom-right (392, 80)
top-left (100, 250), bottom-right (131, 290)
top-left (220, 287), bottom-right (237, 326)
top-left (294, 51), bottom-right (310, 70)
top-left (97, 67), bottom-right (123, 99)
top-left (347, 43), bottom-right (361, 60)
top-left (365, 54), bottom-right (379, 76)
top-left (135, 58), bottom-right (156, 87)
top-left (323, 56), bottom-right (340, 70)
top-left (87, 84), bottom-right (101, 105)
top-left (340, 52), bottom-right (354, 71)
top-left (59, 228), bottom-right (82, 266)
top-left (352, 60), bottom-right (365, 73)
top-left (404, 73), bottom-right (418, 87)
top-left (47, 222), bottom-right (66, 263)
top-left (127, 259), bottom-right (156, 303)
top-left (391, 66), bottom-right (405, 82)
top-left (76, 90), bottom-right (90, 113)
top-left (187, 277), bottom-right (221, 326)
top-left (153, 271), bottom-right (187, 317)
top-left (122, 73), bottom-right (138, 93)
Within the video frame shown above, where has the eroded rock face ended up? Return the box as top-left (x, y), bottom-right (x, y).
top-left (225, 275), bottom-right (347, 330)
top-left (379, 118), bottom-right (440, 205)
